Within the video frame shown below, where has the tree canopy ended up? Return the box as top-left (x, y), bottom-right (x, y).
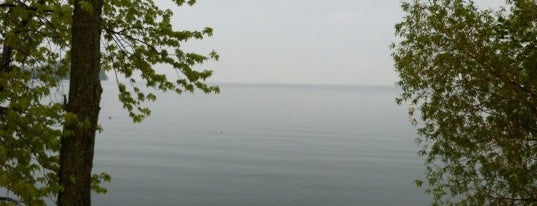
top-left (393, 0), bottom-right (537, 205)
top-left (0, 0), bottom-right (218, 205)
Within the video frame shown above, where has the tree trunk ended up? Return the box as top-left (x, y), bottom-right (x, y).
top-left (58, 0), bottom-right (103, 205)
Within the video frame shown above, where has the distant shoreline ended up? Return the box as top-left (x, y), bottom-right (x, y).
top-left (208, 81), bottom-right (397, 89)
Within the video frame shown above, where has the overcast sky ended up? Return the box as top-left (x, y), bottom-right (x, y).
top-left (157, 0), bottom-right (503, 85)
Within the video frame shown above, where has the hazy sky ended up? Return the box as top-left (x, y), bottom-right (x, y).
top-left (158, 0), bottom-right (503, 85)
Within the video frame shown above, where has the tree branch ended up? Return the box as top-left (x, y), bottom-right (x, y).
top-left (102, 27), bottom-right (163, 55)
top-left (0, 2), bottom-right (53, 13)
top-left (0, 196), bottom-right (22, 206)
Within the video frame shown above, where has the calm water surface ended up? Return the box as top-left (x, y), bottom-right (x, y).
top-left (92, 82), bottom-right (428, 205)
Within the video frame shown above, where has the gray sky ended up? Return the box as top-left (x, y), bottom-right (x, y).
top-left (159, 0), bottom-right (503, 85)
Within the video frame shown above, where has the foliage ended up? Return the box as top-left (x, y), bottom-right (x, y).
top-left (392, 0), bottom-right (537, 205)
top-left (1, 1), bottom-right (71, 204)
top-left (101, 0), bottom-right (219, 122)
top-left (1, 0), bottom-right (217, 205)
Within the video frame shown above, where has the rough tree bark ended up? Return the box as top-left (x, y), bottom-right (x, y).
top-left (57, 0), bottom-right (103, 205)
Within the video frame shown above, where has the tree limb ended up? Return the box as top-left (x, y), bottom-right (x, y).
top-left (0, 196), bottom-right (23, 206)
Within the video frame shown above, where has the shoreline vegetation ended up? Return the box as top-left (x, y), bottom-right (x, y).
top-left (28, 68), bottom-right (108, 81)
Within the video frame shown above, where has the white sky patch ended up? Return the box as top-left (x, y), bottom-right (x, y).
top-left (146, 0), bottom-right (508, 85)
top-left (329, 11), bottom-right (359, 25)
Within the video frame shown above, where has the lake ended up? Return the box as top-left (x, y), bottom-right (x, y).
top-left (91, 82), bottom-right (429, 205)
